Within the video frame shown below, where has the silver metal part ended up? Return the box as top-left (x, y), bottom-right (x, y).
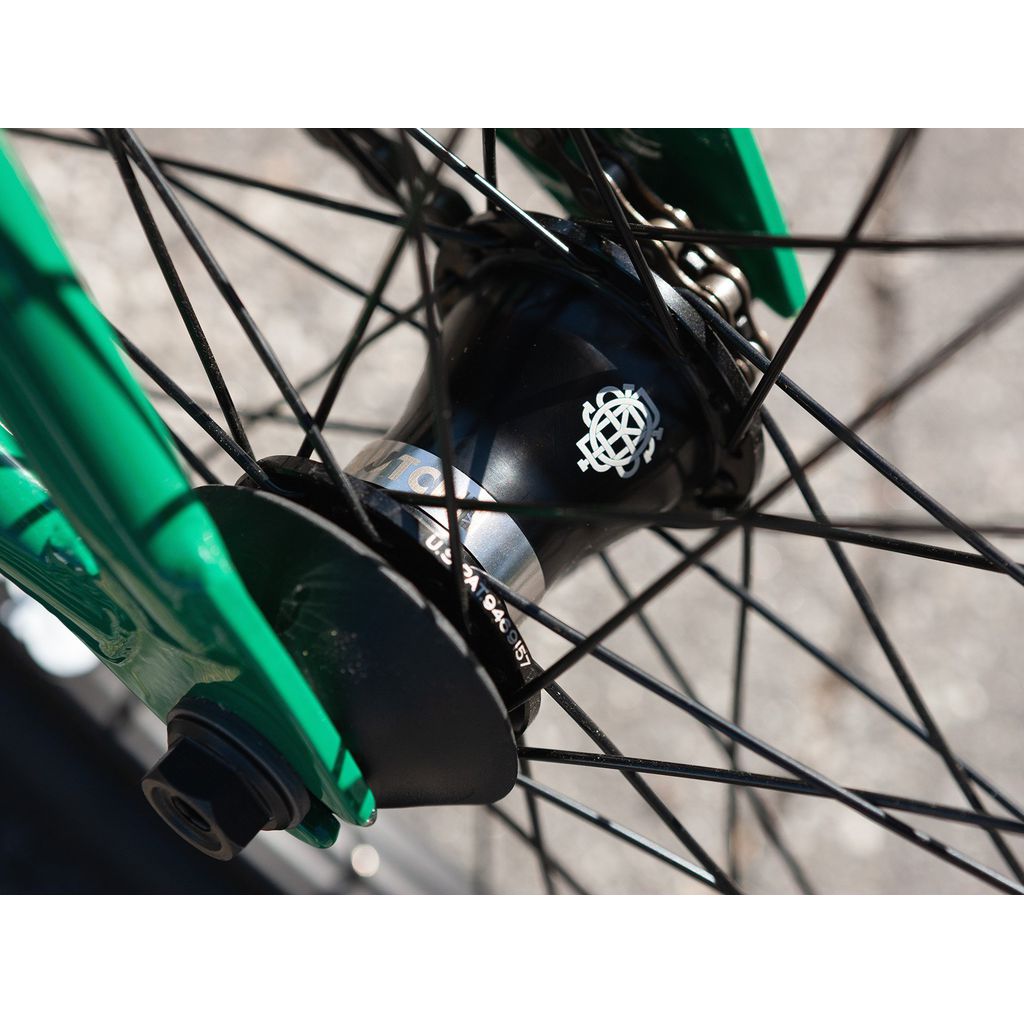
top-left (346, 439), bottom-right (547, 602)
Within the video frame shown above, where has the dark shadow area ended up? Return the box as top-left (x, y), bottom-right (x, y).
top-left (0, 627), bottom-right (280, 894)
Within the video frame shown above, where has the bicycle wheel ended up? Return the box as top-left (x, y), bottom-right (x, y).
top-left (7, 127), bottom-right (1024, 894)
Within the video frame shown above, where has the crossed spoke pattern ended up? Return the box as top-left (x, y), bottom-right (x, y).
top-left (14, 127), bottom-right (1024, 893)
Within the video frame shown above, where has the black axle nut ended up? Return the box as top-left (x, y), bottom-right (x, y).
top-left (141, 701), bottom-right (311, 861)
top-left (142, 735), bottom-right (271, 860)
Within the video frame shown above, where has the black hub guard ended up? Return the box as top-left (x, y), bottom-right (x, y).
top-left (199, 484), bottom-right (520, 809)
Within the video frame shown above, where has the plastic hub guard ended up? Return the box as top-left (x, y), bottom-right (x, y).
top-left (241, 455), bottom-right (543, 735)
top-left (199, 485), bottom-right (518, 808)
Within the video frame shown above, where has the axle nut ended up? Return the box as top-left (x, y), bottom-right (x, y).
top-left (141, 700), bottom-right (311, 860)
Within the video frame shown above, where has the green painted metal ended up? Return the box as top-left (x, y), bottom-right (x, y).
top-left (0, 134), bottom-right (374, 842)
top-left (0, 419), bottom-right (129, 652)
top-left (499, 128), bottom-right (806, 317)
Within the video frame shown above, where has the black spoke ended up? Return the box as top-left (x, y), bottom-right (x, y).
top-left (548, 682), bottom-right (740, 894)
top-left (519, 763), bottom-right (558, 894)
top-left (399, 132), bottom-right (471, 631)
top-left (508, 525), bottom-right (743, 710)
top-left (318, 130), bottom-right (407, 211)
top-left (24, 127), bottom-right (1024, 254)
top-left (168, 173), bottom-right (425, 333)
top-left (729, 128), bottom-right (920, 446)
top-left (780, 517), bottom-right (1024, 537)
top-left (483, 570), bottom-right (1023, 893)
top-left (192, 294), bottom-right (429, 465)
top-left (9, 128), bottom-right (409, 229)
top-left (654, 529), bottom-right (1024, 826)
top-left (115, 330), bottom-right (287, 495)
top-left (764, 410), bottom-right (1024, 882)
top-left (482, 129), bottom-right (498, 213)
top-left (112, 128), bottom-right (379, 546)
top-left (597, 555), bottom-right (699, 697)
top-left (519, 749), bottom-right (1024, 835)
top-left (575, 219), bottom-right (1024, 253)
top-left (726, 527), bottom-right (753, 882)
top-left (598, 552), bottom-right (814, 893)
top-left (394, 491), bottom-right (1024, 574)
top-left (216, 290), bottom-right (432, 442)
top-left (517, 775), bottom-right (720, 891)
top-left (103, 130), bottom-right (255, 459)
top-left (486, 804), bottom-right (587, 894)
top-left (568, 128), bottom-right (682, 354)
top-left (406, 128), bottom-right (574, 261)
top-left (296, 222), bottom-right (413, 456)
top-left (146, 386), bottom-right (388, 439)
top-left (690, 288), bottom-right (1024, 588)
top-left (298, 133), bottom-right (457, 456)
top-left (758, 274), bottom-right (1024, 511)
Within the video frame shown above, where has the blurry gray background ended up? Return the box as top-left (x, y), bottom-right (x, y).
top-left (8, 128), bottom-right (1024, 893)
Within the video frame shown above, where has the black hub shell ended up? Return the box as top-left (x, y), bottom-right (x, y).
top-left (386, 213), bottom-right (764, 586)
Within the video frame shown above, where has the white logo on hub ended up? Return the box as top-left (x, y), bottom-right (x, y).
top-left (576, 384), bottom-right (663, 479)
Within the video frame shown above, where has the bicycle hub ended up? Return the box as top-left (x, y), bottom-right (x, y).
top-left (152, 212), bottom-right (764, 856)
top-left (347, 213), bottom-right (763, 599)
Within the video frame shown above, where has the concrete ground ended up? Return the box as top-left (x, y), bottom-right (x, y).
top-left (9, 128), bottom-right (1024, 893)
